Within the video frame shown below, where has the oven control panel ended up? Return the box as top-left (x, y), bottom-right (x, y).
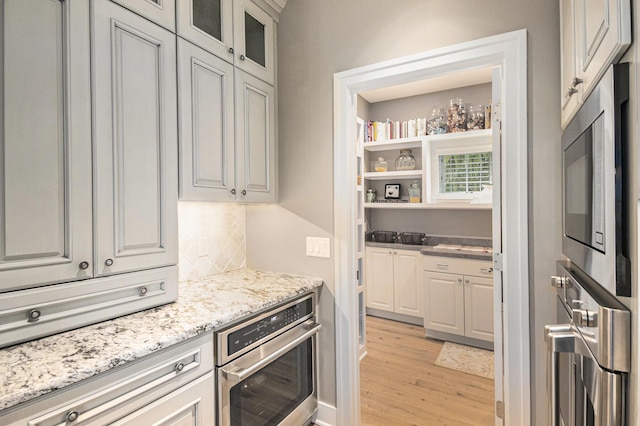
top-left (226, 297), bottom-right (313, 357)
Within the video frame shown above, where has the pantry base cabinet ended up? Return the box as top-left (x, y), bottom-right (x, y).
top-left (423, 256), bottom-right (494, 343)
top-left (0, 334), bottom-right (214, 426)
top-left (365, 247), bottom-right (424, 319)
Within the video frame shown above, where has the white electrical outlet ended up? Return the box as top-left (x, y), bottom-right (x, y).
top-left (198, 238), bottom-right (208, 257)
top-left (306, 237), bottom-right (330, 258)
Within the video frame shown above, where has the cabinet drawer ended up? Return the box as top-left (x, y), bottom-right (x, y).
top-left (1, 333), bottom-right (213, 425)
top-left (0, 266), bottom-right (178, 348)
top-left (422, 255), bottom-right (493, 277)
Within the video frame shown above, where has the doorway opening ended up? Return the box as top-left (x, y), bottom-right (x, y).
top-left (333, 30), bottom-right (529, 425)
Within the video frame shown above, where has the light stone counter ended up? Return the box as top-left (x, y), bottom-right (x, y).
top-left (0, 269), bottom-right (323, 412)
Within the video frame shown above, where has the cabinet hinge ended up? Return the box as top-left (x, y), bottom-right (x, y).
top-left (496, 400), bottom-right (505, 419)
top-left (493, 252), bottom-right (503, 272)
top-left (492, 103), bottom-right (502, 123)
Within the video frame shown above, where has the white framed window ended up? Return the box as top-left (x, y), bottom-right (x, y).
top-left (429, 136), bottom-right (492, 201)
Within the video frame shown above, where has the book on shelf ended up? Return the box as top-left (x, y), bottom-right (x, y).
top-left (365, 118), bottom-right (427, 142)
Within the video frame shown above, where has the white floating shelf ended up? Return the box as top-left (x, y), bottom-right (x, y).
top-left (363, 137), bottom-right (423, 152)
top-left (363, 170), bottom-right (422, 180)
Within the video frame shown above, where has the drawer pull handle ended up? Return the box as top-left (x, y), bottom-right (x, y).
top-left (436, 263), bottom-right (448, 268)
top-left (139, 286), bottom-right (148, 296)
top-left (28, 309), bottom-right (42, 322)
top-left (66, 410), bottom-right (79, 423)
top-left (104, 258), bottom-right (113, 266)
top-left (79, 261), bottom-right (89, 270)
top-left (480, 268), bottom-right (494, 273)
top-left (175, 362), bottom-right (185, 373)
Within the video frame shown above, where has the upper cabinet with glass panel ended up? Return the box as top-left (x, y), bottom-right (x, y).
top-left (178, 0), bottom-right (275, 85)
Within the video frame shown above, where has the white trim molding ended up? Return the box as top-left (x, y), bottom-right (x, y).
top-left (333, 29), bottom-right (529, 425)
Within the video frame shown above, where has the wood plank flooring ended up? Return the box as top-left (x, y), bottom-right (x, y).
top-left (360, 315), bottom-right (495, 426)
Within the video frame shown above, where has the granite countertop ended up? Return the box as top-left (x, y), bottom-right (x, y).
top-left (366, 235), bottom-right (493, 261)
top-left (0, 269), bottom-right (323, 412)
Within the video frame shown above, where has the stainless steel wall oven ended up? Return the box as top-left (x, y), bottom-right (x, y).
top-left (546, 261), bottom-right (630, 426)
top-left (215, 292), bottom-right (320, 426)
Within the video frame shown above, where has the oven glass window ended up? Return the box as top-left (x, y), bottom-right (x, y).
top-left (564, 127), bottom-right (593, 247)
top-left (230, 339), bottom-right (313, 426)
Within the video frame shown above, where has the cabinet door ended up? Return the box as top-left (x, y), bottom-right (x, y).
top-left (111, 0), bottom-right (176, 32)
top-left (93, 0), bottom-right (178, 276)
top-left (365, 248), bottom-right (394, 312)
top-left (178, 38), bottom-right (235, 201)
top-left (0, 0), bottom-right (93, 292)
top-left (423, 271), bottom-right (464, 336)
top-left (234, 69), bottom-right (276, 203)
top-left (560, 0), bottom-right (581, 128)
top-left (464, 275), bottom-right (494, 342)
top-left (177, 0), bottom-right (234, 63)
top-left (232, 0), bottom-right (275, 84)
top-left (393, 250), bottom-right (423, 317)
top-left (111, 372), bottom-right (215, 426)
top-left (574, 0), bottom-right (631, 101)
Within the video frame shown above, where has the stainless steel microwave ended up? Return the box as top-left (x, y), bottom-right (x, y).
top-left (561, 63), bottom-right (630, 297)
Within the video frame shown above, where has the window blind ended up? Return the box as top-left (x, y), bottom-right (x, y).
top-left (438, 151), bottom-right (492, 193)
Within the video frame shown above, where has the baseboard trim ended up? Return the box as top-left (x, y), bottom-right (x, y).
top-left (313, 400), bottom-right (337, 426)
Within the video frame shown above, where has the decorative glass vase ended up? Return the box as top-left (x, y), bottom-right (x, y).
top-left (408, 181), bottom-right (421, 203)
top-left (395, 150), bottom-right (416, 171)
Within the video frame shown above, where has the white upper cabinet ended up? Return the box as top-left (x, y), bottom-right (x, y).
top-left (234, 69), bottom-right (276, 202)
top-left (178, 38), bottom-right (236, 201)
top-left (93, 0), bottom-right (178, 275)
top-left (178, 41), bottom-right (275, 202)
top-left (178, 0), bottom-right (276, 85)
top-left (233, 0), bottom-right (275, 85)
top-left (0, 0), bottom-right (93, 291)
top-left (560, 0), bottom-right (631, 128)
top-left (111, 0), bottom-right (176, 32)
top-left (177, 0), bottom-right (234, 63)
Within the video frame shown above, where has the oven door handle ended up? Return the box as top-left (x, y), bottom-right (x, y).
top-left (545, 324), bottom-right (575, 426)
top-left (222, 320), bottom-right (322, 382)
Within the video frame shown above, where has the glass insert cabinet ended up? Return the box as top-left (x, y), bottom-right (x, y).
top-left (177, 0), bottom-right (275, 84)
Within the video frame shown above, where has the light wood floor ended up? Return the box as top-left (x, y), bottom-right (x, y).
top-left (360, 315), bottom-right (495, 426)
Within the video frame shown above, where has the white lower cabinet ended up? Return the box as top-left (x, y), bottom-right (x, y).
top-left (365, 247), bottom-right (423, 318)
top-left (423, 256), bottom-right (494, 342)
top-left (0, 334), bottom-right (214, 426)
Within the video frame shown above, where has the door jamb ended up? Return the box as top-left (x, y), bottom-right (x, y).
top-left (333, 29), bottom-right (529, 425)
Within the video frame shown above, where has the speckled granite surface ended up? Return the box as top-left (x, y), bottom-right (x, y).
top-left (0, 269), bottom-right (323, 412)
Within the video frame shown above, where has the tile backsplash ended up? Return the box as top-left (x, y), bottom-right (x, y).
top-left (178, 202), bottom-right (246, 281)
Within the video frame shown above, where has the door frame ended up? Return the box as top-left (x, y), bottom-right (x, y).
top-left (333, 29), bottom-right (529, 425)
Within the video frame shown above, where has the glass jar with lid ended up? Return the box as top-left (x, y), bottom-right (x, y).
top-left (427, 104), bottom-right (447, 135)
top-left (374, 157), bottom-right (388, 172)
top-left (466, 104), bottom-right (485, 130)
top-left (395, 150), bottom-right (416, 171)
top-left (447, 98), bottom-right (466, 132)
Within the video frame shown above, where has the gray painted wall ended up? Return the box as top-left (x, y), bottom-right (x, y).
top-left (247, 0), bottom-right (562, 422)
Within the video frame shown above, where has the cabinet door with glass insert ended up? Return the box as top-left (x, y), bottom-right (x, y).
top-left (233, 0), bottom-right (275, 84)
top-left (177, 0), bottom-right (234, 63)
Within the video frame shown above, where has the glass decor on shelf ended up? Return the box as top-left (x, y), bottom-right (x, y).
top-left (374, 157), bottom-right (388, 172)
top-left (447, 98), bottom-right (466, 132)
top-left (395, 149), bottom-right (416, 170)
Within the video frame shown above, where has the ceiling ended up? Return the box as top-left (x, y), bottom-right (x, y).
top-left (359, 67), bottom-right (494, 103)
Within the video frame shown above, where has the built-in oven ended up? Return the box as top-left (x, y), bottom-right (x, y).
top-left (561, 63), bottom-right (630, 297)
top-left (545, 261), bottom-right (630, 426)
top-left (215, 292), bottom-right (321, 426)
